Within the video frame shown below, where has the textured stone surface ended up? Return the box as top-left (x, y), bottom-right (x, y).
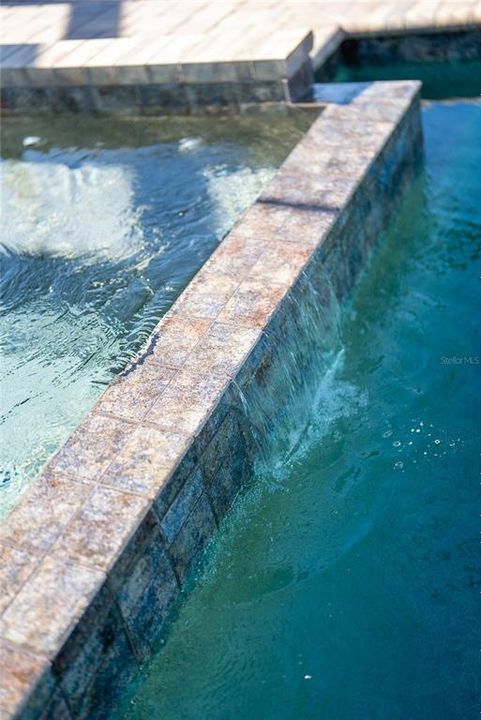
top-left (48, 411), bottom-right (133, 481)
top-left (0, 640), bottom-right (55, 720)
top-left (0, 543), bottom-right (42, 617)
top-left (0, 471), bottom-right (91, 553)
top-left (100, 424), bottom-right (193, 498)
top-left (199, 412), bottom-right (249, 522)
top-left (52, 581), bottom-right (137, 720)
top-left (167, 491), bottom-right (217, 584)
top-left (1, 2), bottom-right (473, 114)
top-left (0, 557), bottom-right (105, 657)
top-left (108, 510), bottom-right (179, 657)
top-left (98, 359), bottom-right (176, 423)
top-left (50, 485), bottom-right (150, 570)
top-left (0, 81), bottom-right (423, 719)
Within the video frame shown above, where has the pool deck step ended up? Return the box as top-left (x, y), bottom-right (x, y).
top-left (1, 0), bottom-right (479, 113)
top-left (0, 79), bottom-right (423, 720)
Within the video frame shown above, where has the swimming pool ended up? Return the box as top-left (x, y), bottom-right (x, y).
top-left (0, 113), bottom-right (312, 516)
top-left (110, 99), bottom-right (481, 719)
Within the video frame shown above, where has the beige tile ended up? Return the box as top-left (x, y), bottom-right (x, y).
top-left (182, 322), bottom-right (261, 378)
top-left (51, 485), bottom-right (149, 571)
top-left (147, 368), bottom-right (231, 435)
top-left (48, 412), bottom-right (133, 482)
top-left (98, 359), bottom-right (176, 423)
top-left (170, 269), bottom-right (239, 320)
top-left (217, 278), bottom-right (287, 328)
top-left (101, 424), bottom-right (192, 497)
top-left (249, 243), bottom-right (312, 285)
top-left (202, 229), bottom-right (266, 279)
top-left (0, 557), bottom-right (105, 657)
top-left (0, 640), bottom-right (52, 718)
top-left (0, 471), bottom-right (91, 553)
top-left (147, 315), bottom-right (211, 367)
top-left (0, 543), bottom-right (42, 616)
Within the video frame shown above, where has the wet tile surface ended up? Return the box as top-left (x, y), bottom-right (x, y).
top-left (48, 411), bottom-right (133, 482)
top-left (101, 424), bottom-right (193, 498)
top-left (0, 557), bottom-right (105, 657)
top-left (0, 471), bottom-right (91, 553)
top-left (50, 485), bottom-right (150, 570)
top-left (0, 640), bottom-right (54, 719)
top-left (98, 359), bottom-right (176, 423)
top-left (0, 542), bottom-right (42, 616)
top-left (0, 81), bottom-right (424, 719)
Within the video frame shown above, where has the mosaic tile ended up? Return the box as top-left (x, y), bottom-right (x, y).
top-left (152, 445), bottom-right (198, 518)
top-left (199, 412), bottom-right (248, 521)
top-left (159, 468), bottom-right (204, 545)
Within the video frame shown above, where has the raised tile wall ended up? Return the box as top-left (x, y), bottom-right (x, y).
top-left (0, 81), bottom-right (423, 720)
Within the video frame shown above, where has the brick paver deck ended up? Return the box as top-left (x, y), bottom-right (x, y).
top-left (1, 0), bottom-right (479, 110)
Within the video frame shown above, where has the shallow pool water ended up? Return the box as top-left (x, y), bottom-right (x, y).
top-left (111, 100), bottom-right (481, 719)
top-left (0, 113), bottom-right (312, 515)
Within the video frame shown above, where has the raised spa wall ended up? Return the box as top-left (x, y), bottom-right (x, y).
top-left (0, 80), bottom-right (423, 720)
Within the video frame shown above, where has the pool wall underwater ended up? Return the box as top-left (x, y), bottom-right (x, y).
top-left (0, 80), bottom-right (423, 720)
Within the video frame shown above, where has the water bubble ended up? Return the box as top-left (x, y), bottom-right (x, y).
top-left (179, 137), bottom-right (203, 152)
top-left (394, 461), bottom-right (404, 469)
top-left (434, 439), bottom-right (441, 444)
top-left (23, 135), bottom-right (42, 147)
top-left (304, 675), bottom-right (312, 680)
top-left (393, 440), bottom-right (401, 447)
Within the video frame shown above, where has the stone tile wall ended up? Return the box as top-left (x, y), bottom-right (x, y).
top-left (0, 81), bottom-right (423, 720)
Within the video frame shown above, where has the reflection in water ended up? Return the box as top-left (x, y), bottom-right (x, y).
top-left (0, 114), bottom-right (310, 514)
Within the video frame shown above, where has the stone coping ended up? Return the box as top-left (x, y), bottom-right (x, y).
top-left (1, 1), bottom-right (479, 113)
top-left (0, 80), bottom-right (423, 719)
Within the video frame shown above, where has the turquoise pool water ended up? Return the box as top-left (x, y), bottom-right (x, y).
top-left (330, 58), bottom-right (481, 99)
top-left (111, 100), bottom-right (481, 719)
top-left (0, 114), bottom-right (311, 515)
